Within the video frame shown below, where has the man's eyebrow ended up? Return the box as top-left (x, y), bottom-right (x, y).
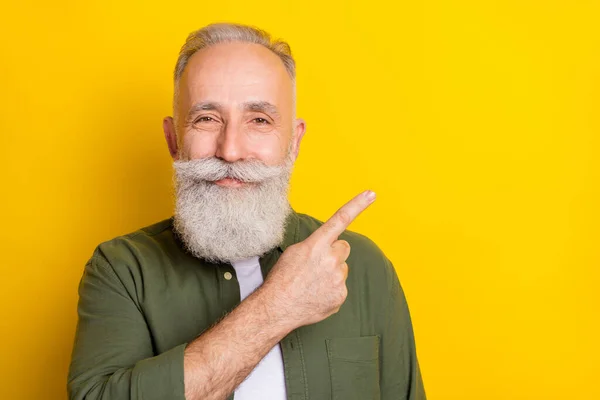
top-left (187, 102), bottom-right (224, 119)
top-left (186, 101), bottom-right (281, 120)
top-left (242, 101), bottom-right (281, 117)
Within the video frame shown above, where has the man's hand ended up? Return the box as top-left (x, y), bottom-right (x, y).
top-left (262, 190), bottom-right (377, 329)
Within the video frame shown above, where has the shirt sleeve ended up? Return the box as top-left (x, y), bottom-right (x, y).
top-left (67, 250), bottom-right (187, 400)
top-left (380, 256), bottom-right (427, 400)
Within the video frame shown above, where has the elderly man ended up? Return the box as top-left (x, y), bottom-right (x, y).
top-left (67, 23), bottom-right (426, 400)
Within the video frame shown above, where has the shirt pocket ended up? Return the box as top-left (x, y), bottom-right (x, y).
top-left (325, 335), bottom-right (381, 400)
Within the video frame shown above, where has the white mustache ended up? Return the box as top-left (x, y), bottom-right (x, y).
top-left (173, 157), bottom-right (289, 183)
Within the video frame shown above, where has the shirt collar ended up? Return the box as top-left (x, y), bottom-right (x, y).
top-left (277, 206), bottom-right (300, 253)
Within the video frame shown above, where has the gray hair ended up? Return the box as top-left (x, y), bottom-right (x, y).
top-left (172, 23), bottom-right (297, 124)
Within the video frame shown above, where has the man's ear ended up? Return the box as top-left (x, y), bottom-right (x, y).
top-left (163, 116), bottom-right (179, 160)
top-left (291, 118), bottom-right (307, 161)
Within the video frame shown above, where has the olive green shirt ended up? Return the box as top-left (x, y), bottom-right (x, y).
top-left (68, 209), bottom-right (426, 400)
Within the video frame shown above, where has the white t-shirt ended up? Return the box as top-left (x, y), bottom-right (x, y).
top-left (231, 256), bottom-right (287, 400)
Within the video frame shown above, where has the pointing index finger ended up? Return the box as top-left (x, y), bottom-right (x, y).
top-left (310, 190), bottom-right (376, 245)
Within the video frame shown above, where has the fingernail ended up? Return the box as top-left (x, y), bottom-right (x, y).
top-left (364, 190), bottom-right (376, 202)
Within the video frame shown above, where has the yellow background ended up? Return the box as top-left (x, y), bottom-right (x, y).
top-left (1, 1), bottom-right (598, 399)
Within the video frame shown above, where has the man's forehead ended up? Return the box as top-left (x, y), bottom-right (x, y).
top-left (176, 42), bottom-right (294, 116)
top-left (180, 81), bottom-right (286, 114)
top-left (181, 42), bottom-right (291, 88)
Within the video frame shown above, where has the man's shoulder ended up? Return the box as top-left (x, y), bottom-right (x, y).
top-left (90, 217), bottom-right (176, 267)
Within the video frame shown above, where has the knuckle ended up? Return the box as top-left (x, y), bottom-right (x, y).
top-left (341, 262), bottom-right (349, 274)
top-left (336, 209), bottom-right (352, 226)
top-left (320, 222), bottom-right (335, 236)
top-left (341, 244), bottom-right (351, 260)
top-left (333, 293), bottom-right (346, 309)
top-left (326, 253), bottom-right (339, 265)
top-left (334, 265), bottom-right (348, 284)
top-left (339, 240), bottom-right (350, 249)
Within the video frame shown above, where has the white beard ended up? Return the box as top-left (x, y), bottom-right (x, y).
top-left (172, 151), bottom-right (294, 264)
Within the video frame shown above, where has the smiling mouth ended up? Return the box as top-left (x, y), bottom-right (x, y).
top-left (213, 177), bottom-right (246, 187)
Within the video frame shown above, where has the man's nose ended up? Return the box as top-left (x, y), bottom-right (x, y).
top-left (214, 121), bottom-right (247, 162)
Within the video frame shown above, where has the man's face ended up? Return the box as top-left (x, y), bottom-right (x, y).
top-left (164, 41), bottom-right (306, 263)
top-left (164, 41), bottom-right (305, 186)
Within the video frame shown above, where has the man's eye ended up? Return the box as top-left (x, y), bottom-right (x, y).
top-left (253, 117), bottom-right (269, 125)
top-left (195, 116), bottom-right (215, 123)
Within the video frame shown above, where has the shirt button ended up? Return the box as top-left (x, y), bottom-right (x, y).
top-left (224, 272), bottom-right (233, 280)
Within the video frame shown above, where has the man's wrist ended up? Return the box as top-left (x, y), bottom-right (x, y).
top-left (251, 284), bottom-right (298, 336)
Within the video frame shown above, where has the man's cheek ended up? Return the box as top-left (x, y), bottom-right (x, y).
top-left (252, 138), bottom-right (290, 165)
top-left (187, 136), bottom-right (218, 160)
